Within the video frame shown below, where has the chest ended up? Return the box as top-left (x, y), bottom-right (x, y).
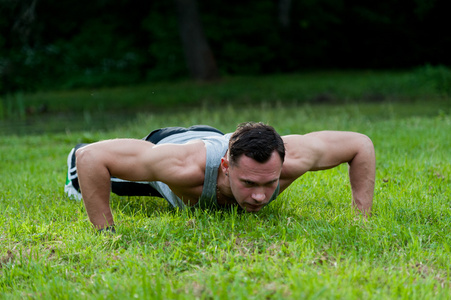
top-left (170, 184), bottom-right (204, 206)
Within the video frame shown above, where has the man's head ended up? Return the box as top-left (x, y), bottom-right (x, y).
top-left (228, 122), bottom-right (285, 166)
top-left (221, 122), bottom-right (285, 212)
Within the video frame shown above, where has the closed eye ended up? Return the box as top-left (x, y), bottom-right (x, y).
top-left (266, 180), bottom-right (279, 187)
top-left (241, 179), bottom-right (278, 187)
top-left (243, 180), bottom-right (255, 187)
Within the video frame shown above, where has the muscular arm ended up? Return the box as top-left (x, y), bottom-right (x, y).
top-left (76, 139), bottom-right (204, 229)
top-left (281, 131), bottom-right (375, 217)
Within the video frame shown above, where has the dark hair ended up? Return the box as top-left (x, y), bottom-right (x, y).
top-left (228, 122), bottom-right (285, 166)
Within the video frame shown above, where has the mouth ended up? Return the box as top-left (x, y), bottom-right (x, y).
top-left (244, 204), bottom-right (263, 212)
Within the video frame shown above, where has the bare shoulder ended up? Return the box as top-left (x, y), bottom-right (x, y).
top-left (78, 138), bottom-right (207, 187)
top-left (147, 140), bottom-right (207, 202)
top-left (280, 134), bottom-right (321, 183)
top-left (142, 140), bottom-right (207, 186)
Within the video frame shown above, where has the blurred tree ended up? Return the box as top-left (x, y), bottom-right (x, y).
top-left (278, 0), bottom-right (292, 27)
top-left (0, 0), bottom-right (449, 94)
top-left (0, 0), bottom-right (41, 93)
top-left (12, 0), bottom-right (37, 46)
top-left (174, 0), bottom-right (219, 81)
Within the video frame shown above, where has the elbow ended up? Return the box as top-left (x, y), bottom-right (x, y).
top-left (364, 134), bottom-right (375, 158)
top-left (357, 134), bottom-right (375, 158)
top-left (348, 134), bottom-right (375, 166)
top-left (75, 147), bottom-right (87, 172)
top-left (75, 146), bottom-right (100, 171)
top-left (359, 133), bottom-right (374, 148)
top-left (75, 147), bottom-right (87, 166)
top-left (75, 144), bottom-right (112, 178)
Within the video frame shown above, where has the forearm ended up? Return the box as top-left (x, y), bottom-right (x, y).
top-left (76, 147), bottom-right (114, 229)
top-left (348, 137), bottom-right (375, 217)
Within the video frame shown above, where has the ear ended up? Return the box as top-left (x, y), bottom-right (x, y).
top-left (221, 157), bottom-right (229, 173)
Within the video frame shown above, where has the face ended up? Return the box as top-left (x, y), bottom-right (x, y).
top-left (223, 151), bottom-right (282, 212)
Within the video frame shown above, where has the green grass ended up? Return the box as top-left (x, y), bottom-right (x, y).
top-left (1, 72), bottom-right (451, 299)
top-left (1, 67), bottom-right (450, 135)
top-left (2, 67), bottom-right (450, 115)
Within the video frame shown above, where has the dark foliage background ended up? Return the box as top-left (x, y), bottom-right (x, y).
top-left (1, 0), bottom-right (449, 93)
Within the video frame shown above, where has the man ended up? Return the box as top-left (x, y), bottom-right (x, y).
top-left (65, 122), bottom-right (375, 231)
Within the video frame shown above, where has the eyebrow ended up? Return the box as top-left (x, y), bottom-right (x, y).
top-left (240, 178), bottom-right (279, 185)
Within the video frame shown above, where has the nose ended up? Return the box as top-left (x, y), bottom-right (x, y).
top-left (251, 190), bottom-right (266, 202)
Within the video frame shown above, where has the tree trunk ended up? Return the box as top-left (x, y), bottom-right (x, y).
top-left (278, 0), bottom-right (292, 28)
top-left (174, 0), bottom-right (219, 81)
top-left (12, 0), bottom-right (38, 45)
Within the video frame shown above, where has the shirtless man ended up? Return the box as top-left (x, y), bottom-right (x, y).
top-left (65, 122), bottom-right (375, 231)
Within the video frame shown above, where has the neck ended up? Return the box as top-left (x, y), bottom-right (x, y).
top-left (216, 166), bottom-right (236, 206)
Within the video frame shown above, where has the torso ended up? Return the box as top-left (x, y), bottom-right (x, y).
top-left (164, 141), bottom-right (206, 205)
top-left (158, 134), bottom-right (230, 208)
top-left (157, 133), bottom-right (312, 207)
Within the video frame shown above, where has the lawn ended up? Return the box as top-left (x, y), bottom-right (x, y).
top-left (1, 71), bottom-right (451, 299)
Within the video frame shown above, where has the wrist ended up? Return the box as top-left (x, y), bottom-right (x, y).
top-left (98, 225), bottom-right (116, 234)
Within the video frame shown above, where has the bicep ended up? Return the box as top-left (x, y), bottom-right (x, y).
top-left (283, 131), bottom-right (373, 173)
top-left (76, 139), bottom-right (193, 183)
top-left (304, 131), bottom-right (373, 171)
